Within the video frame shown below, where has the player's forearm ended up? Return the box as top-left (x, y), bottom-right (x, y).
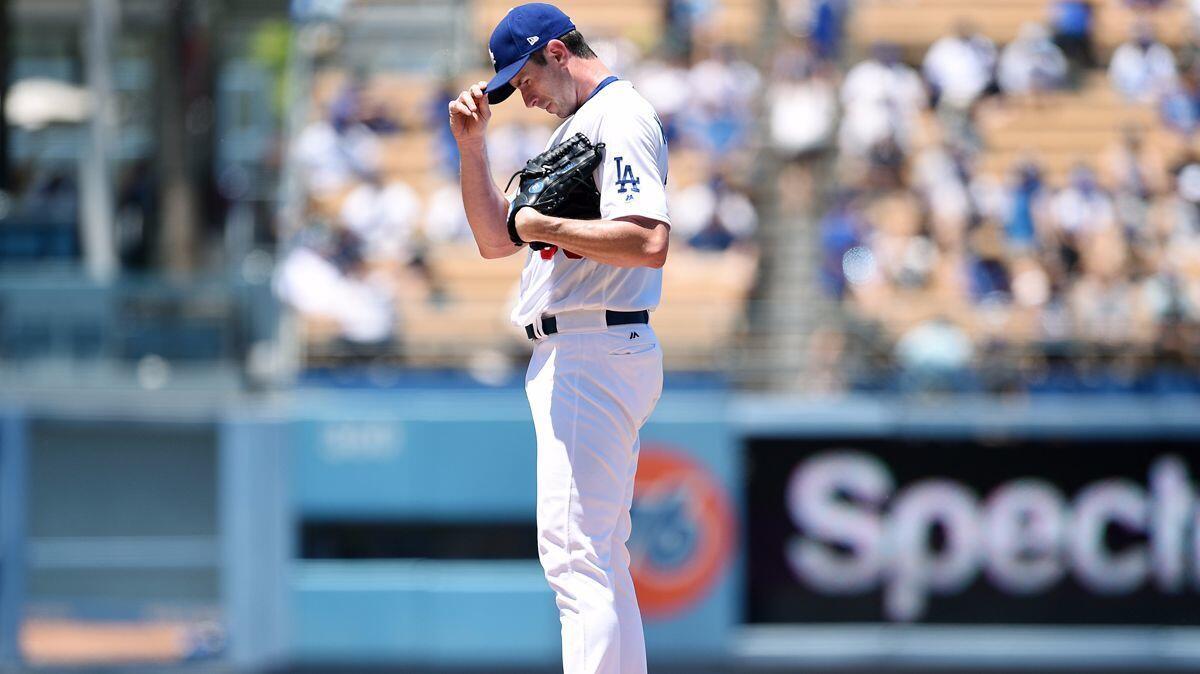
top-left (517, 211), bottom-right (669, 268)
top-left (458, 142), bottom-right (520, 258)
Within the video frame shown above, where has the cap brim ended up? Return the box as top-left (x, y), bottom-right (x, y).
top-left (484, 54), bottom-right (531, 104)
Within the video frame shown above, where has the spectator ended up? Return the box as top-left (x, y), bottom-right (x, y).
top-left (685, 43), bottom-right (761, 155)
top-left (1050, 164), bottom-right (1116, 238)
top-left (274, 231), bottom-right (397, 353)
top-left (767, 41), bottom-right (837, 157)
top-left (423, 180), bottom-right (472, 244)
top-left (922, 20), bottom-right (996, 149)
top-left (913, 138), bottom-right (979, 247)
top-left (1051, 0), bottom-right (1096, 79)
top-left (1003, 160), bottom-right (1049, 252)
top-left (1160, 63), bottom-right (1200, 137)
top-left (840, 42), bottom-right (926, 158)
top-left (670, 171), bottom-right (758, 251)
top-left (1109, 21), bottom-right (1178, 103)
top-left (999, 22), bottom-right (1069, 95)
top-left (488, 120), bottom-right (554, 182)
top-left (1103, 125), bottom-right (1165, 241)
top-left (895, 317), bottom-right (975, 392)
top-left (431, 78), bottom-right (463, 178)
top-left (630, 54), bottom-right (690, 144)
top-left (809, 0), bottom-right (848, 63)
top-left (818, 190), bottom-right (868, 299)
top-left (293, 83), bottom-right (388, 197)
top-left (338, 176), bottom-right (421, 263)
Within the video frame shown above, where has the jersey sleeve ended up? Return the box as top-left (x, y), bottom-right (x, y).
top-left (595, 103), bottom-right (671, 224)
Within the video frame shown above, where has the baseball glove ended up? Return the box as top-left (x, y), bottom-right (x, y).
top-left (505, 132), bottom-right (606, 248)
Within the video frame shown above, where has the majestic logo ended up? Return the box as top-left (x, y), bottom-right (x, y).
top-left (629, 331), bottom-right (640, 339)
top-left (526, 35), bottom-right (539, 45)
top-left (613, 156), bottom-right (641, 196)
top-left (629, 444), bottom-right (736, 619)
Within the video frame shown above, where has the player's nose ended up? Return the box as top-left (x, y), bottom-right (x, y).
top-left (521, 88), bottom-right (536, 109)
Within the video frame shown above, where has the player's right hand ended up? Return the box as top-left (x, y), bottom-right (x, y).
top-left (448, 80), bottom-right (492, 146)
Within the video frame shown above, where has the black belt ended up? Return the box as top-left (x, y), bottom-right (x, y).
top-left (525, 310), bottom-right (649, 340)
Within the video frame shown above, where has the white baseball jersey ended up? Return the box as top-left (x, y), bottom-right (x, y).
top-left (510, 79), bottom-right (670, 327)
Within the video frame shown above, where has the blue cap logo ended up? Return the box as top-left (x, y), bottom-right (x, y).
top-left (483, 3), bottom-right (575, 104)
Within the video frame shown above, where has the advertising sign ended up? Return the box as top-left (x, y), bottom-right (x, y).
top-left (747, 437), bottom-right (1200, 625)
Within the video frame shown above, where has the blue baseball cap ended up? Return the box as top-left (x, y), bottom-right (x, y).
top-left (483, 3), bottom-right (576, 104)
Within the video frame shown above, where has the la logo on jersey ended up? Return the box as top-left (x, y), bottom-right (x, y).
top-left (614, 156), bottom-right (640, 201)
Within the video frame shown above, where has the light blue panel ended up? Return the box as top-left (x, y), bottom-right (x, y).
top-left (0, 409), bottom-right (27, 667)
top-left (290, 390), bottom-right (539, 519)
top-left (291, 416), bottom-right (538, 519)
top-left (220, 417), bottom-right (291, 671)
top-left (291, 560), bottom-right (559, 665)
top-left (638, 391), bottom-right (739, 662)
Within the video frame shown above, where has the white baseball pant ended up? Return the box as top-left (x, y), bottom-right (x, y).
top-left (525, 320), bottom-right (664, 674)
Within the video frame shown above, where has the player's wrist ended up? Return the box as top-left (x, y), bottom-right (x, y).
top-left (514, 208), bottom-right (548, 242)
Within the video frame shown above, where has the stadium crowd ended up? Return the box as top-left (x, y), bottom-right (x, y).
top-left (808, 0), bottom-right (1200, 394)
top-left (274, 10), bottom-right (766, 359)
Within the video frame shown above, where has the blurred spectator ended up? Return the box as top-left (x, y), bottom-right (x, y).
top-left (999, 22), bottom-right (1069, 95)
top-left (670, 171), bottom-right (758, 251)
top-left (819, 190), bottom-right (868, 299)
top-left (1109, 21), bottom-right (1178, 103)
top-left (1103, 125), bottom-right (1165, 200)
top-left (488, 121), bottom-right (554, 182)
top-left (894, 317), bottom-right (975, 392)
top-left (922, 21), bottom-right (996, 149)
top-left (423, 180), bottom-right (473, 244)
top-left (274, 231), bottom-right (397, 353)
top-left (913, 138), bottom-right (979, 247)
top-left (1103, 126), bottom-right (1165, 240)
top-left (808, 0), bottom-right (848, 63)
top-left (1160, 63), bottom-right (1200, 137)
top-left (630, 55), bottom-right (690, 144)
top-left (1050, 164), bottom-right (1116, 238)
top-left (293, 83), bottom-right (390, 197)
top-left (338, 177), bottom-right (421, 263)
top-left (768, 41), bottom-right (837, 157)
top-left (1051, 0), bottom-right (1096, 79)
top-left (1002, 160), bottom-right (1049, 252)
top-left (589, 33), bottom-right (641, 78)
top-left (17, 169), bottom-right (78, 224)
top-left (1154, 157), bottom-right (1200, 250)
top-left (664, 0), bottom-right (715, 60)
top-left (684, 44), bottom-right (761, 155)
top-left (966, 226), bottom-right (1012, 304)
top-left (840, 42), bottom-right (926, 158)
top-left (431, 78), bottom-right (463, 178)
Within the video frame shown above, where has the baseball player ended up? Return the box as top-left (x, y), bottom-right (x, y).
top-left (447, 3), bottom-right (669, 673)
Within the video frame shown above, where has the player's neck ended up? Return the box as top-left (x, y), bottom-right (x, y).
top-left (571, 60), bottom-right (615, 111)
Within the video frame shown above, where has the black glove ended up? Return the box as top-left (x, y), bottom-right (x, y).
top-left (505, 132), bottom-right (606, 247)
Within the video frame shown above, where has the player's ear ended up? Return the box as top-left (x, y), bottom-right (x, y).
top-left (547, 40), bottom-right (568, 66)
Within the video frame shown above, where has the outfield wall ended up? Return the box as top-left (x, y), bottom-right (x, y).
top-left (3, 391), bottom-right (1200, 670)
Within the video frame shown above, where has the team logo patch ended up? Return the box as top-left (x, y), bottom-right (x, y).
top-left (629, 444), bottom-right (736, 619)
top-left (613, 156), bottom-right (641, 196)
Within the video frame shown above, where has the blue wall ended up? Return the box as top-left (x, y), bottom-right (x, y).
top-left (0, 410), bottom-right (26, 667)
top-left (221, 388), bottom-right (739, 669)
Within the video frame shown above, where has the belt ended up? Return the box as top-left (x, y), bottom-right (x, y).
top-left (525, 309), bottom-right (649, 340)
